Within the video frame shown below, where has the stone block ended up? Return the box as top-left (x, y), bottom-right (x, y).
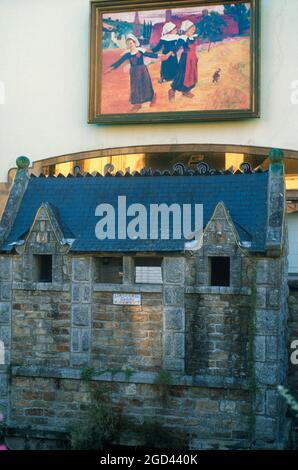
top-left (72, 285), bottom-right (81, 303)
top-left (254, 336), bottom-right (266, 362)
top-left (163, 333), bottom-right (172, 356)
top-left (256, 288), bottom-right (267, 308)
top-left (72, 258), bottom-right (91, 282)
top-left (0, 303), bottom-right (10, 324)
top-left (266, 389), bottom-right (280, 416)
top-left (255, 416), bottom-right (277, 442)
top-left (163, 258), bottom-right (185, 284)
top-left (163, 357), bottom-right (184, 371)
top-left (71, 329), bottom-right (80, 352)
top-left (219, 400), bottom-right (236, 413)
top-left (268, 289), bottom-right (280, 307)
top-left (164, 307), bottom-right (184, 331)
top-left (266, 336), bottom-right (278, 361)
top-left (255, 310), bottom-right (278, 335)
top-left (71, 353), bottom-right (89, 366)
top-left (0, 373), bottom-right (8, 398)
top-left (173, 333), bottom-right (185, 358)
top-left (81, 330), bottom-right (90, 353)
top-left (164, 286), bottom-right (184, 306)
top-left (255, 388), bottom-right (266, 414)
top-left (124, 384), bottom-right (137, 396)
top-left (1, 284), bottom-right (11, 301)
top-left (255, 362), bottom-right (278, 385)
top-left (72, 305), bottom-right (91, 327)
top-left (0, 258), bottom-right (11, 281)
top-left (0, 327), bottom-right (11, 347)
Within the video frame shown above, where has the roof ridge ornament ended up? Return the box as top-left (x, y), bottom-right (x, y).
top-left (74, 165), bottom-right (81, 177)
top-left (16, 156), bottom-right (30, 171)
top-left (269, 148), bottom-right (284, 175)
top-left (173, 163), bottom-right (187, 175)
top-left (196, 162), bottom-right (209, 175)
top-left (240, 162), bottom-right (253, 173)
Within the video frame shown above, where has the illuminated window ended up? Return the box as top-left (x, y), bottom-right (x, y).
top-left (135, 258), bottom-right (163, 284)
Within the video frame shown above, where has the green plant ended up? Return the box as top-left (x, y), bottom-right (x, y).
top-left (278, 386), bottom-right (298, 418)
top-left (124, 368), bottom-right (134, 381)
top-left (0, 415), bottom-right (6, 442)
top-left (141, 422), bottom-right (189, 449)
top-left (68, 398), bottom-right (119, 450)
top-left (155, 369), bottom-right (173, 406)
top-left (81, 365), bottom-right (95, 382)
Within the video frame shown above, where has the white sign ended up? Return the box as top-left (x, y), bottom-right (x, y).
top-left (113, 293), bottom-right (141, 306)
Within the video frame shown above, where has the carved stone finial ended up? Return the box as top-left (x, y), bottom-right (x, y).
top-left (16, 156), bottom-right (30, 170)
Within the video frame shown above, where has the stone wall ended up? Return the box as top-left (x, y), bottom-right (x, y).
top-left (91, 291), bottom-right (163, 371)
top-left (185, 291), bottom-right (250, 377)
top-left (288, 286), bottom-right (298, 448)
top-left (10, 374), bottom-right (251, 450)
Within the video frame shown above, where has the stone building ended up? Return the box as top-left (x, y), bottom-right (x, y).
top-left (0, 149), bottom-right (292, 449)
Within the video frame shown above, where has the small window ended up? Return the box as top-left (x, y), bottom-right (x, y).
top-left (34, 255), bottom-right (53, 283)
top-left (135, 257), bottom-right (163, 284)
top-left (94, 257), bottom-right (123, 284)
top-left (209, 257), bottom-right (230, 287)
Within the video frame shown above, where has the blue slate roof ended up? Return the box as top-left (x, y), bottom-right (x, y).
top-left (1, 172), bottom-right (269, 252)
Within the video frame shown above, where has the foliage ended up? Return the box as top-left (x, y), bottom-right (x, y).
top-left (197, 11), bottom-right (227, 51)
top-left (0, 413), bottom-right (7, 446)
top-left (156, 369), bottom-right (172, 386)
top-left (224, 3), bottom-right (251, 35)
top-left (104, 18), bottom-right (133, 39)
top-left (133, 421), bottom-right (190, 449)
top-left (278, 386), bottom-right (298, 418)
top-left (143, 21), bottom-right (153, 45)
top-left (68, 397), bottom-right (119, 450)
top-left (81, 365), bottom-right (95, 382)
top-left (155, 369), bottom-right (173, 406)
top-left (124, 368), bottom-right (134, 381)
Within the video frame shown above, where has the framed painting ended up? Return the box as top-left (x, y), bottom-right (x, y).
top-left (89, 0), bottom-right (260, 124)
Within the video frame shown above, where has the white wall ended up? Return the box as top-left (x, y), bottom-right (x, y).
top-left (0, 0), bottom-right (297, 182)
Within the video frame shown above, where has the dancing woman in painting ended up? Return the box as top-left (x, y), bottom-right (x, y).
top-left (169, 20), bottom-right (199, 101)
top-left (105, 34), bottom-right (169, 111)
top-left (151, 22), bottom-right (179, 83)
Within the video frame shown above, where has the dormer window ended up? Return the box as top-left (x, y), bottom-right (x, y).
top-left (34, 255), bottom-right (53, 283)
top-left (209, 256), bottom-right (230, 287)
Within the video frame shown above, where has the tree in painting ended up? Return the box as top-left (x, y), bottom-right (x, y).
top-left (197, 11), bottom-right (227, 52)
top-left (224, 3), bottom-right (250, 35)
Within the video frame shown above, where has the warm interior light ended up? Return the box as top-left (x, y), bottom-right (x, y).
top-left (225, 153), bottom-right (244, 171)
top-left (286, 176), bottom-right (298, 190)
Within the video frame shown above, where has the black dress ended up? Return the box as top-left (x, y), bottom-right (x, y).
top-left (171, 37), bottom-right (199, 93)
top-left (111, 50), bottom-right (158, 105)
top-left (152, 37), bottom-right (179, 81)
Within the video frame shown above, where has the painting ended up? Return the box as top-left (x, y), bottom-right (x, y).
top-left (89, 0), bottom-right (260, 124)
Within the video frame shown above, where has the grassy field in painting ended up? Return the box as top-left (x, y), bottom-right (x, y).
top-left (100, 36), bottom-right (251, 115)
